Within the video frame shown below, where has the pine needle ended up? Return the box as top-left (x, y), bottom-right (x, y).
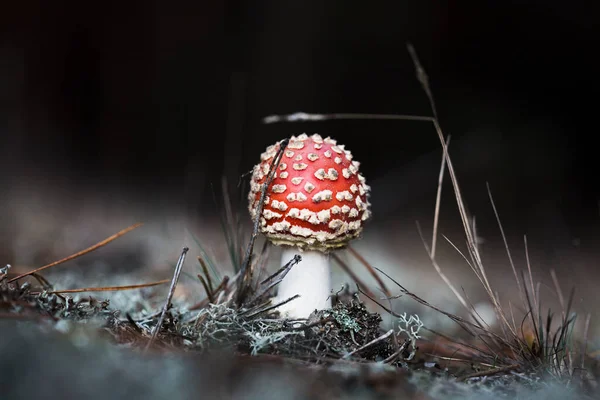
top-left (38, 279), bottom-right (170, 295)
top-left (8, 223), bottom-right (143, 283)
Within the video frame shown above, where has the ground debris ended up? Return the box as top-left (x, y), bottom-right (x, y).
top-left (1, 276), bottom-right (112, 321)
top-left (174, 292), bottom-right (405, 366)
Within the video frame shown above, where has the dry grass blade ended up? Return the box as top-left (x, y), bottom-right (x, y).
top-left (357, 283), bottom-right (502, 366)
top-left (8, 223), bottom-right (144, 283)
top-left (581, 313), bottom-right (591, 372)
top-left (523, 235), bottom-right (539, 326)
top-left (145, 246), bottom-right (189, 352)
top-left (367, 266), bottom-right (516, 362)
top-left (550, 268), bottom-right (567, 321)
top-left (430, 135), bottom-right (450, 259)
top-left (330, 253), bottom-right (377, 300)
top-left (423, 327), bottom-right (494, 362)
top-left (346, 246), bottom-right (391, 297)
top-left (356, 275), bottom-right (475, 338)
top-left (487, 183), bottom-right (523, 303)
top-left (219, 176), bottom-right (245, 271)
top-left (416, 221), bottom-right (470, 313)
top-left (35, 279), bottom-right (170, 295)
top-left (406, 43), bottom-right (439, 120)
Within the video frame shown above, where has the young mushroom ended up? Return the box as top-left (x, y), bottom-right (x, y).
top-left (248, 133), bottom-right (371, 318)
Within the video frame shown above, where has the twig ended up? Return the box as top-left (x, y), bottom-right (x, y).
top-left (236, 138), bottom-right (289, 306)
top-left (145, 247), bottom-right (189, 352)
top-left (456, 363), bottom-right (520, 382)
top-left (262, 112), bottom-right (434, 125)
top-left (8, 223), bottom-right (143, 283)
top-left (31, 279), bottom-right (169, 295)
top-left (346, 246), bottom-right (391, 297)
top-left (343, 329), bottom-right (394, 359)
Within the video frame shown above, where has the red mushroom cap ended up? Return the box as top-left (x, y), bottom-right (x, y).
top-left (248, 133), bottom-right (371, 251)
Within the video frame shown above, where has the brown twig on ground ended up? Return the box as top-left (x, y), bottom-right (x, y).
top-left (8, 223), bottom-right (144, 283)
top-left (145, 247), bottom-right (189, 352)
top-left (29, 279), bottom-right (170, 295)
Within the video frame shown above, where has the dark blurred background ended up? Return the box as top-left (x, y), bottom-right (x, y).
top-left (1, 1), bottom-right (598, 270)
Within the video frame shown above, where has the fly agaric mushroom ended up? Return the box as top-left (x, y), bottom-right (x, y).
top-left (248, 133), bottom-right (371, 318)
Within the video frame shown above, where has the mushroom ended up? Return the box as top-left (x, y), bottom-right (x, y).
top-left (248, 133), bottom-right (371, 318)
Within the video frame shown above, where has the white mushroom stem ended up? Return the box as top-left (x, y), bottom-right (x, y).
top-left (275, 247), bottom-right (332, 319)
